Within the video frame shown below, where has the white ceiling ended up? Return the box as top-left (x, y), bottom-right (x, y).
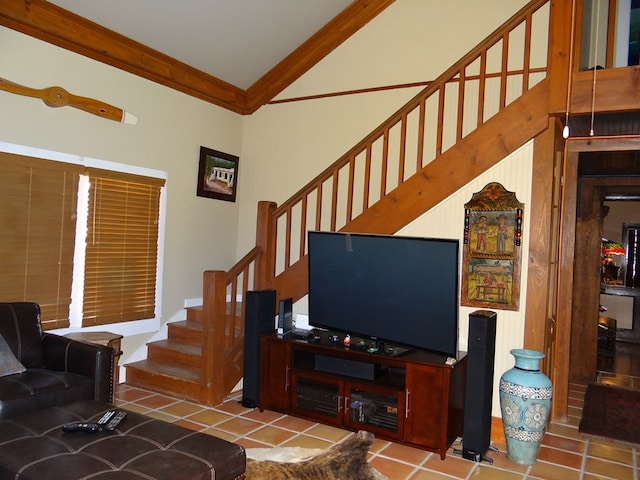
top-left (47, 0), bottom-right (353, 90)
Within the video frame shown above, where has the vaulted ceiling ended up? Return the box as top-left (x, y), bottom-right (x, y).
top-left (0, 0), bottom-right (396, 114)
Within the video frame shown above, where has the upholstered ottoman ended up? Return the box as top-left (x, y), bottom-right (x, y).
top-left (0, 399), bottom-right (245, 480)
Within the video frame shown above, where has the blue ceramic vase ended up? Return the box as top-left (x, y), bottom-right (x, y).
top-left (499, 349), bottom-right (552, 465)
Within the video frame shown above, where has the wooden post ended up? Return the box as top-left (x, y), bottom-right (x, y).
top-left (201, 270), bottom-right (228, 406)
top-left (255, 201), bottom-right (277, 290)
top-left (547, 0), bottom-right (575, 116)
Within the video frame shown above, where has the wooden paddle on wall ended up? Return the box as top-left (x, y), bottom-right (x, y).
top-left (0, 77), bottom-right (138, 125)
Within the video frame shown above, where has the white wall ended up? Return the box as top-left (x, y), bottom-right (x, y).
top-left (0, 27), bottom-right (244, 371)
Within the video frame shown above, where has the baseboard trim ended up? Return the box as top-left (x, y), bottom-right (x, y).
top-left (490, 416), bottom-right (505, 444)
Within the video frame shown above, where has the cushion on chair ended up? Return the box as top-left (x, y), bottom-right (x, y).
top-left (0, 335), bottom-right (26, 377)
top-left (0, 302), bottom-right (45, 368)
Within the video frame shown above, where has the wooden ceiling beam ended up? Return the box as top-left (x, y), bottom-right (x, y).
top-left (0, 0), bottom-right (396, 115)
top-left (245, 0), bottom-right (396, 113)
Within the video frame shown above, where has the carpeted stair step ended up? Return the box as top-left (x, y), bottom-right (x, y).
top-left (146, 339), bottom-right (202, 368)
top-left (124, 359), bottom-right (201, 402)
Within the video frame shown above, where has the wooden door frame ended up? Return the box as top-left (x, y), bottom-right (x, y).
top-left (554, 136), bottom-right (640, 420)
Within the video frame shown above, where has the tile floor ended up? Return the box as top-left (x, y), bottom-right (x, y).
top-left (114, 375), bottom-right (639, 480)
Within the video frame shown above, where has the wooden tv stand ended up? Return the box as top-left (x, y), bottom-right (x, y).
top-left (259, 331), bottom-right (467, 459)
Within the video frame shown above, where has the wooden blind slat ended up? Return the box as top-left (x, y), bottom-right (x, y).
top-left (0, 152), bottom-right (81, 329)
top-left (83, 175), bottom-right (161, 326)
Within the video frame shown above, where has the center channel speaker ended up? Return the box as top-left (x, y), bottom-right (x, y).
top-left (241, 289), bottom-right (276, 408)
top-left (460, 309), bottom-right (497, 463)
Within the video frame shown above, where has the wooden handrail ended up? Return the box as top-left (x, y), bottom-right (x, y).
top-left (270, 0), bottom-right (550, 281)
top-left (199, 245), bottom-right (263, 404)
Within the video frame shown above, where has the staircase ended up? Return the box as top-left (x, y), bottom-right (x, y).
top-left (125, 0), bottom-right (552, 406)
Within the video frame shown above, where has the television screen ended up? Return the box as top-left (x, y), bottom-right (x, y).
top-left (307, 231), bottom-right (459, 357)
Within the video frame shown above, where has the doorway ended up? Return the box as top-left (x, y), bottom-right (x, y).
top-left (568, 150), bottom-right (640, 384)
top-left (554, 134), bottom-right (640, 421)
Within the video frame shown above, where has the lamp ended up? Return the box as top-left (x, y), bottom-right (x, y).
top-left (601, 240), bottom-right (625, 284)
top-left (602, 241), bottom-right (626, 256)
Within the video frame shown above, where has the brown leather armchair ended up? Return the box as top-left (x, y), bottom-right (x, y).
top-left (0, 302), bottom-right (114, 420)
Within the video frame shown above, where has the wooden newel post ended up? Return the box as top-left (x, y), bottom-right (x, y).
top-left (201, 270), bottom-right (227, 406)
top-left (255, 201), bottom-right (277, 290)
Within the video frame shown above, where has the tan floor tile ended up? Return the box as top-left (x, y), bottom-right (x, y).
top-left (409, 468), bottom-right (459, 480)
top-left (536, 445), bottom-right (583, 469)
top-left (145, 410), bottom-right (179, 423)
top-left (186, 409), bottom-right (233, 426)
top-left (116, 403), bottom-right (151, 414)
top-left (242, 408), bottom-right (286, 424)
top-left (115, 387), bottom-right (153, 402)
top-left (369, 456), bottom-right (419, 480)
top-left (528, 461), bottom-right (581, 480)
top-left (303, 423), bottom-right (350, 443)
top-left (279, 435), bottom-right (334, 450)
top-left (369, 437), bottom-right (393, 454)
top-left (470, 464), bottom-right (525, 480)
top-left (272, 414), bottom-right (316, 432)
top-left (236, 437), bottom-right (273, 449)
top-left (214, 399), bottom-right (253, 416)
top-left (172, 418), bottom-right (207, 431)
top-left (378, 442), bottom-right (430, 467)
top-left (195, 427), bottom-right (238, 443)
top-left (244, 425), bottom-right (298, 446)
top-left (587, 442), bottom-right (635, 465)
top-left (422, 454), bottom-right (475, 478)
top-left (158, 401), bottom-right (204, 418)
top-left (541, 433), bottom-right (585, 453)
top-left (215, 416), bottom-right (263, 436)
top-left (547, 422), bottom-right (583, 440)
top-left (584, 456), bottom-right (635, 479)
top-left (134, 394), bottom-right (178, 409)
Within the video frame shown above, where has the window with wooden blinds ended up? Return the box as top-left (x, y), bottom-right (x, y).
top-left (0, 152), bottom-right (82, 329)
top-left (83, 169), bottom-right (165, 326)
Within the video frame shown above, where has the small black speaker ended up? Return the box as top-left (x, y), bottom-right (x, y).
top-left (461, 309), bottom-right (497, 462)
top-left (242, 289), bottom-right (276, 408)
top-left (277, 297), bottom-right (293, 335)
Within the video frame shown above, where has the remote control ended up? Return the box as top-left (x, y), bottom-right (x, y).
top-left (62, 422), bottom-right (102, 433)
top-left (97, 410), bottom-right (116, 425)
top-left (104, 411), bottom-right (127, 431)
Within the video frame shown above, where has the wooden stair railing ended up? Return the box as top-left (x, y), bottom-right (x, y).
top-left (199, 246), bottom-right (264, 406)
top-left (129, 0), bottom-right (553, 406)
top-left (267, 0), bottom-right (551, 300)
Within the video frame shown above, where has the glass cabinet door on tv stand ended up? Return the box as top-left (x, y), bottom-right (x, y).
top-left (292, 370), bottom-right (404, 440)
top-left (345, 384), bottom-right (404, 440)
top-left (292, 373), bottom-right (342, 425)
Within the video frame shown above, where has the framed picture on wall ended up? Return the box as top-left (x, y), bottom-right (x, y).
top-left (196, 146), bottom-right (239, 202)
top-left (461, 182), bottom-right (524, 311)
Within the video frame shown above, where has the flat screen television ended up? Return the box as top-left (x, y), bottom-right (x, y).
top-left (307, 231), bottom-right (460, 357)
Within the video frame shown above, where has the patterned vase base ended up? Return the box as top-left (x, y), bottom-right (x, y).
top-left (504, 438), bottom-right (543, 465)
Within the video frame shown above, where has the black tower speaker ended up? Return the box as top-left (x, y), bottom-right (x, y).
top-left (460, 309), bottom-right (497, 463)
top-left (241, 289), bottom-right (276, 408)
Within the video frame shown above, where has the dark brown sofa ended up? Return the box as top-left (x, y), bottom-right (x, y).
top-left (0, 302), bottom-right (114, 420)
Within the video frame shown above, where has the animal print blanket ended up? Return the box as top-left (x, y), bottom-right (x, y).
top-left (245, 430), bottom-right (387, 480)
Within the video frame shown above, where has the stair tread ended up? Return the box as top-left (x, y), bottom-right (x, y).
top-left (125, 359), bottom-right (200, 382)
top-left (169, 320), bottom-right (202, 330)
top-left (148, 339), bottom-right (201, 355)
